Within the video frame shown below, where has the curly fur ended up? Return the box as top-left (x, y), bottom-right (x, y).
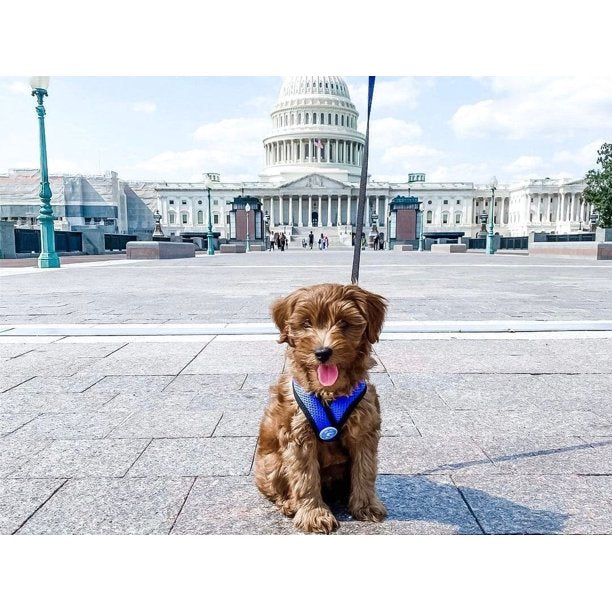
top-left (254, 283), bottom-right (388, 533)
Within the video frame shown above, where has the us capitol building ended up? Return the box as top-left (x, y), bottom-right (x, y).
top-left (0, 76), bottom-right (594, 243)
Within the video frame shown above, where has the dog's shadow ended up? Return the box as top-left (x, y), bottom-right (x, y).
top-left (328, 475), bottom-right (568, 534)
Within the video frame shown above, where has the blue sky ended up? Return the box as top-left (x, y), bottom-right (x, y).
top-left (0, 76), bottom-right (609, 185)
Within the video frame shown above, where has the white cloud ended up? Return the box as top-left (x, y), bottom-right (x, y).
top-left (504, 155), bottom-right (544, 174)
top-left (553, 139), bottom-right (604, 169)
top-left (132, 101), bottom-right (156, 113)
top-left (450, 76), bottom-right (612, 140)
top-left (348, 77), bottom-right (424, 123)
top-left (427, 162), bottom-right (492, 184)
top-left (130, 117), bottom-right (268, 180)
top-left (5, 80), bottom-right (30, 95)
top-left (369, 118), bottom-right (422, 150)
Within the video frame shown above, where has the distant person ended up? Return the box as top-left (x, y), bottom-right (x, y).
top-left (324, 235), bottom-right (329, 249)
top-left (373, 233), bottom-right (379, 250)
top-left (319, 233), bottom-right (324, 250)
top-left (308, 231), bottom-right (314, 249)
top-left (269, 233), bottom-right (275, 251)
top-left (280, 234), bottom-right (286, 252)
top-left (302, 238), bottom-right (307, 248)
top-left (379, 231), bottom-right (384, 250)
top-left (361, 234), bottom-right (366, 250)
top-left (284, 233), bottom-right (289, 249)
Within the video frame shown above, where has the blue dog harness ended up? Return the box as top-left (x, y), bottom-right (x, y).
top-left (292, 379), bottom-right (368, 442)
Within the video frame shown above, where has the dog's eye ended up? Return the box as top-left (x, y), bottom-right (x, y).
top-left (302, 320), bottom-right (312, 329)
top-left (337, 320), bottom-right (349, 330)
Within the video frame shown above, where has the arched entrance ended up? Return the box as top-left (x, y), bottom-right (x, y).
top-left (311, 211), bottom-right (319, 226)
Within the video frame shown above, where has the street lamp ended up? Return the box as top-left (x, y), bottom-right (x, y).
top-left (30, 76), bottom-right (60, 269)
top-left (205, 179), bottom-right (215, 255)
top-left (418, 202), bottom-right (425, 252)
top-left (486, 176), bottom-right (498, 255)
top-left (245, 202), bottom-right (251, 252)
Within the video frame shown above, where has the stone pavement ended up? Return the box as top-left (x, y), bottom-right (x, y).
top-left (1, 250), bottom-right (611, 534)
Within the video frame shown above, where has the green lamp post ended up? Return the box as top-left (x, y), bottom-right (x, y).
top-left (245, 202), bottom-right (251, 252)
top-left (30, 76), bottom-right (60, 269)
top-left (486, 176), bottom-right (498, 255)
top-left (205, 180), bottom-right (215, 255)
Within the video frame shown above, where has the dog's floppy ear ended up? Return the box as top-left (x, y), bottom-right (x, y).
top-left (345, 285), bottom-right (387, 344)
top-left (271, 290), bottom-right (304, 346)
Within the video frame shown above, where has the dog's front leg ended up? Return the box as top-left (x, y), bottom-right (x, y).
top-left (345, 429), bottom-right (387, 523)
top-left (282, 423), bottom-right (338, 534)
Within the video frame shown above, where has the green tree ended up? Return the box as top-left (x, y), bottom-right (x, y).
top-left (583, 143), bottom-right (612, 227)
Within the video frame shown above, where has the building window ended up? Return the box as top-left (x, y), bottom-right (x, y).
top-left (443, 200), bottom-right (448, 205)
top-left (305, 113), bottom-right (309, 124)
top-left (181, 213), bottom-right (188, 224)
top-left (442, 212), bottom-right (449, 224)
top-left (455, 213), bottom-right (461, 224)
top-left (320, 113), bottom-right (324, 124)
top-left (456, 199), bottom-right (461, 205)
top-left (341, 116), bottom-right (344, 126)
top-left (169, 200), bottom-right (174, 205)
top-left (214, 199), bottom-right (218, 206)
top-left (181, 200), bottom-right (187, 206)
top-left (213, 213), bottom-right (219, 224)
top-left (428, 200), bottom-right (432, 205)
top-left (426, 211), bottom-right (433, 224)
top-left (169, 212), bottom-right (176, 224)
top-left (335, 114), bottom-right (338, 125)
top-left (198, 200), bottom-right (202, 205)
top-left (328, 113), bottom-right (332, 124)
top-left (197, 211), bottom-right (204, 224)
top-left (313, 114), bottom-right (317, 124)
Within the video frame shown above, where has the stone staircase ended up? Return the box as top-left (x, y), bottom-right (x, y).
top-left (273, 225), bottom-right (353, 247)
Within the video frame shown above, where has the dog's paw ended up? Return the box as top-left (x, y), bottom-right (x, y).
top-left (294, 506), bottom-right (339, 534)
top-left (350, 497), bottom-right (388, 523)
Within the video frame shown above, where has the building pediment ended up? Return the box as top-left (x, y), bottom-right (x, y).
top-left (279, 173), bottom-right (351, 190)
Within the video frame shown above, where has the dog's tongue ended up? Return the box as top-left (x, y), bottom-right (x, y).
top-left (317, 364), bottom-right (339, 386)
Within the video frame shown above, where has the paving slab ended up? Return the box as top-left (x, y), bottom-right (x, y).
top-left (163, 374), bottom-right (247, 393)
top-left (17, 477), bottom-right (194, 535)
top-left (378, 436), bottom-right (494, 475)
top-left (6, 374), bottom-right (105, 394)
top-left (454, 474), bottom-right (612, 534)
top-left (107, 408), bottom-right (221, 439)
top-left (171, 476), bottom-right (294, 535)
top-left (409, 408), bottom-right (612, 437)
top-left (0, 392), bottom-right (117, 413)
top-left (6, 411), bottom-right (134, 440)
top-left (0, 438), bottom-right (53, 477)
top-left (0, 413), bottom-right (39, 437)
top-left (0, 478), bottom-right (66, 534)
top-left (127, 437), bottom-right (257, 477)
top-left (0, 375), bottom-right (36, 393)
top-left (212, 410), bottom-right (263, 437)
top-left (79, 342), bottom-right (208, 376)
top-left (85, 375), bottom-right (175, 394)
top-left (12, 438), bottom-right (150, 478)
top-left (471, 434), bottom-right (612, 475)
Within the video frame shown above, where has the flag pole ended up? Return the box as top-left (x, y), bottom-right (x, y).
top-left (351, 76), bottom-right (375, 285)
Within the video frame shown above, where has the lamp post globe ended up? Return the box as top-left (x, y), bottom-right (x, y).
top-left (30, 76), bottom-right (60, 269)
top-left (245, 202), bottom-right (251, 252)
top-left (204, 178), bottom-right (215, 255)
top-left (486, 176), bottom-right (498, 255)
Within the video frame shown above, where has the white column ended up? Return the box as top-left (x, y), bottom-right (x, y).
top-left (318, 195), bottom-right (322, 225)
top-left (308, 139), bottom-right (311, 162)
top-left (279, 195), bottom-right (283, 225)
top-left (298, 196), bottom-right (303, 227)
top-left (327, 195), bottom-right (332, 226)
top-left (308, 195), bottom-right (312, 226)
top-left (347, 196), bottom-right (352, 224)
top-left (336, 195), bottom-right (341, 225)
top-left (269, 196), bottom-right (274, 226)
top-left (384, 196), bottom-right (389, 227)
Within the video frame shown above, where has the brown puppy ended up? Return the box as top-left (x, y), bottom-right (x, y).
top-left (254, 283), bottom-right (387, 534)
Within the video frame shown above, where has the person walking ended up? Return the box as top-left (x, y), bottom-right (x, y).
top-left (378, 231), bottom-right (385, 250)
top-left (324, 235), bottom-right (329, 249)
top-left (373, 233), bottom-right (379, 250)
top-left (280, 233), bottom-right (285, 252)
top-left (269, 232), bottom-right (275, 251)
top-left (284, 233), bottom-right (289, 249)
top-left (308, 230), bottom-right (314, 250)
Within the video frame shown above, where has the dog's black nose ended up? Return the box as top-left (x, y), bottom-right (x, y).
top-left (314, 347), bottom-right (333, 363)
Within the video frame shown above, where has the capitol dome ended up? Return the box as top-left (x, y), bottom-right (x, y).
top-left (260, 76), bottom-right (366, 183)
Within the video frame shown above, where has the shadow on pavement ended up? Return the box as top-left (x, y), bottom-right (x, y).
top-left (332, 475), bottom-right (568, 534)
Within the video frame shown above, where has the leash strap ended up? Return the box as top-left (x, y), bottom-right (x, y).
top-left (292, 380), bottom-right (368, 441)
top-left (351, 76), bottom-right (376, 285)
